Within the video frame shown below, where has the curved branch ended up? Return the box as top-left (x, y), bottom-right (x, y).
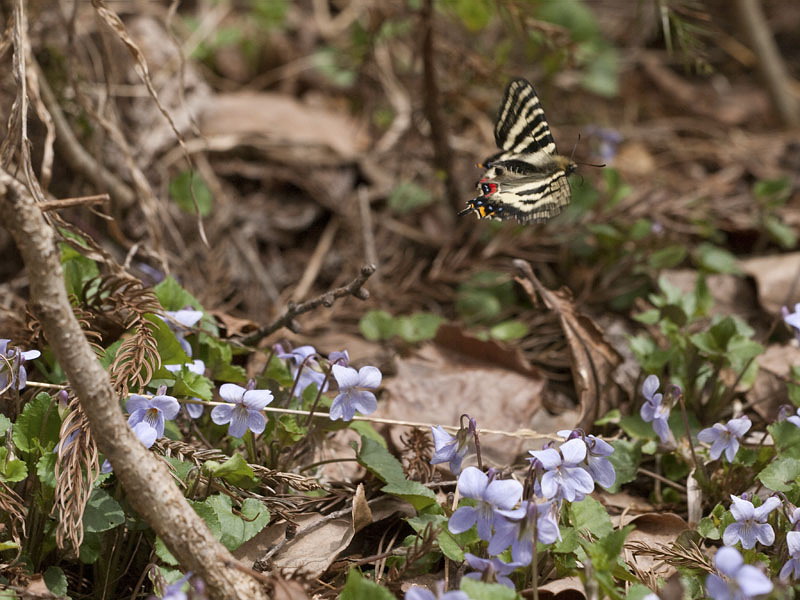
top-left (0, 169), bottom-right (267, 600)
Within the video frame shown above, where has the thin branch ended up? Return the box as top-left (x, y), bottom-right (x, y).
top-left (39, 194), bottom-right (110, 211)
top-left (734, 0), bottom-right (800, 126)
top-left (0, 169), bottom-right (268, 600)
top-left (240, 264), bottom-right (377, 346)
top-left (421, 0), bottom-right (460, 212)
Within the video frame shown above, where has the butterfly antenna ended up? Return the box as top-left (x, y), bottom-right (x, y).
top-left (571, 133), bottom-right (605, 168)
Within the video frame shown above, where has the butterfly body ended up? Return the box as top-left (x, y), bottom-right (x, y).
top-left (460, 79), bottom-right (575, 224)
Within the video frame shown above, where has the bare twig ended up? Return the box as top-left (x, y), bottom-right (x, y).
top-left (0, 169), bottom-right (267, 600)
top-left (291, 218), bottom-right (339, 301)
top-left (420, 0), bottom-right (460, 213)
top-left (734, 0), bottom-right (800, 126)
top-left (39, 194), bottom-right (110, 211)
top-left (240, 264), bottom-right (377, 346)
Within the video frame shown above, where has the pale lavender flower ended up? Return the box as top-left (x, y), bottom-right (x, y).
top-left (723, 495), bottom-right (781, 549)
top-left (165, 359), bottom-right (207, 418)
top-left (329, 364), bottom-right (381, 421)
top-left (277, 344), bottom-right (328, 398)
top-left (640, 375), bottom-right (672, 444)
top-left (126, 388), bottom-right (180, 439)
top-left (783, 304), bottom-right (800, 342)
top-left (490, 500), bottom-right (560, 565)
top-left (328, 350), bottom-right (350, 366)
top-left (705, 546), bottom-right (772, 599)
top-left (162, 309), bottom-right (203, 356)
top-left (781, 531), bottom-right (800, 582)
top-left (101, 421), bottom-right (158, 473)
top-left (786, 407), bottom-right (800, 429)
top-left (529, 438), bottom-right (595, 502)
top-left (404, 583), bottom-right (469, 600)
top-left (0, 339), bottom-right (40, 391)
top-left (698, 417), bottom-right (751, 462)
top-left (151, 572), bottom-right (192, 600)
top-left (557, 429), bottom-right (616, 489)
top-left (448, 467), bottom-right (523, 541)
top-left (463, 553), bottom-right (522, 589)
top-left (789, 506), bottom-right (800, 531)
top-left (430, 421), bottom-right (472, 475)
top-left (211, 382), bottom-right (272, 438)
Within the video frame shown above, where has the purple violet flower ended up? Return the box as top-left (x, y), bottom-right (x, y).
top-left (126, 388), bottom-right (180, 439)
top-left (781, 531), bottom-right (800, 582)
top-left (276, 344), bottom-right (328, 398)
top-left (151, 572), bottom-right (193, 600)
top-left (328, 350), bottom-right (350, 366)
top-left (557, 429), bottom-right (616, 489)
top-left (329, 364), bottom-right (381, 421)
top-left (697, 417), bottom-right (751, 462)
top-left (0, 339), bottom-right (40, 391)
top-left (463, 553), bottom-right (522, 589)
top-left (165, 359), bottom-right (207, 418)
top-left (640, 375), bottom-right (673, 444)
top-left (723, 494), bottom-right (781, 549)
top-left (490, 500), bottom-right (561, 565)
top-left (211, 382), bottom-right (272, 438)
top-left (430, 424), bottom-right (471, 475)
top-left (448, 467), bottom-right (523, 542)
top-left (162, 309), bottom-right (203, 357)
top-left (786, 407), bottom-right (800, 429)
top-left (529, 438), bottom-right (595, 502)
top-left (705, 546), bottom-right (772, 599)
top-left (783, 304), bottom-right (800, 342)
top-left (404, 583), bottom-right (469, 600)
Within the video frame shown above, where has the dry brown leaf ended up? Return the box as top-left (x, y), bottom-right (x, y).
top-left (538, 577), bottom-right (586, 599)
top-left (352, 483), bottom-right (372, 532)
top-left (750, 344), bottom-right (800, 420)
top-left (623, 513), bottom-right (689, 578)
top-left (379, 341), bottom-right (549, 467)
top-left (272, 576), bottom-right (311, 600)
top-left (22, 574), bottom-right (56, 598)
top-left (201, 92), bottom-right (367, 163)
top-left (739, 252), bottom-right (800, 315)
top-left (513, 260), bottom-right (622, 431)
top-left (210, 310), bottom-right (259, 337)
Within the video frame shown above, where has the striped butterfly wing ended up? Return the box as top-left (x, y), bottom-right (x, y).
top-left (486, 173), bottom-right (571, 223)
top-left (494, 78), bottom-right (557, 156)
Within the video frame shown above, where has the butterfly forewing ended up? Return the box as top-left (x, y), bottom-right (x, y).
top-left (494, 79), bottom-right (557, 155)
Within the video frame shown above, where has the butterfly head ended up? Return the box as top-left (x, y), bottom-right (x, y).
top-left (458, 192), bottom-right (505, 220)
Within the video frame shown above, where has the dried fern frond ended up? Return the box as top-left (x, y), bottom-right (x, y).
top-left (153, 438), bottom-right (321, 493)
top-left (0, 478), bottom-right (27, 570)
top-left (627, 538), bottom-right (713, 573)
top-left (52, 395), bottom-right (99, 556)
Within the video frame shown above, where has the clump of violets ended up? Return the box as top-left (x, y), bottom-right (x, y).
top-left (211, 381), bottom-right (273, 438)
top-left (430, 416), bottom-right (476, 475)
top-left (697, 416), bottom-right (751, 462)
top-left (0, 339), bottom-right (40, 392)
top-left (275, 344), bottom-right (328, 398)
top-left (557, 429), bottom-right (616, 490)
top-left (705, 546), bottom-right (772, 599)
top-left (448, 467), bottom-right (523, 541)
top-left (529, 438), bottom-right (595, 502)
top-left (640, 374), bottom-right (674, 444)
top-left (722, 494), bottom-right (781, 550)
top-left (329, 363), bottom-right (381, 421)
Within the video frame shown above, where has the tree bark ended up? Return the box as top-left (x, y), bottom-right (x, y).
top-left (0, 170), bottom-right (268, 600)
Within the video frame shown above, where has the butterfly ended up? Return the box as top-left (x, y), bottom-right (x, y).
top-left (459, 78), bottom-right (576, 223)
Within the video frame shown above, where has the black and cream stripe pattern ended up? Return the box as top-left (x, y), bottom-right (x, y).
top-left (459, 78), bottom-right (576, 224)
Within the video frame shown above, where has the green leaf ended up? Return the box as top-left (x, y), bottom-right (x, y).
top-left (489, 320), bottom-right (529, 341)
top-left (442, 0), bottom-right (494, 31)
top-left (36, 451), bottom-right (57, 488)
top-left (693, 243), bottom-right (742, 274)
top-left (83, 488), bottom-right (125, 533)
top-left (0, 452), bottom-right (27, 483)
top-left (407, 514), bottom-right (464, 561)
top-left (0, 414), bottom-right (11, 437)
top-left (380, 480), bottom-right (436, 510)
top-left (43, 566), bottom-right (68, 597)
top-left (12, 392), bottom-right (61, 454)
top-left (203, 454), bottom-right (257, 488)
top-left (154, 537), bottom-right (179, 566)
top-left (396, 313), bottom-right (443, 343)
top-left (61, 243), bottom-right (100, 299)
top-left (339, 569), bottom-right (396, 600)
top-left (770, 421), bottom-right (800, 458)
top-left (753, 177), bottom-right (791, 202)
top-left (460, 578), bottom-right (519, 600)
top-left (648, 245), bottom-right (687, 269)
top-left (359, 310), bottom-right (397, 341)
top-left (605, 439), bottom-right (641, 493)
top-left (171, 368), bottom-right (213, 401)
top-left (569, 496), bottom-right (613, 538)
top-left (147, 314), bottom-right (191, 367)
top-left (78, 531), bottom-right (101, 564)
top-left (169, 170), bottom-right (213, 216)
top-left (201, 334), bottom-right (246, 383)
top-left (154, 277), bottom-right (204, 312)
top-left (551, 526), bottom-right (579, 554)
top-left (757, 457), bottom-right (800, 492)
top-left (764, 215), bottom-right (797, 249)
top-left (356, 436), bottom-right (435, 509)
top-left (387, 182), bottom-right (435, 214)
top-left (203, 494), bottom-right (270, 551)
